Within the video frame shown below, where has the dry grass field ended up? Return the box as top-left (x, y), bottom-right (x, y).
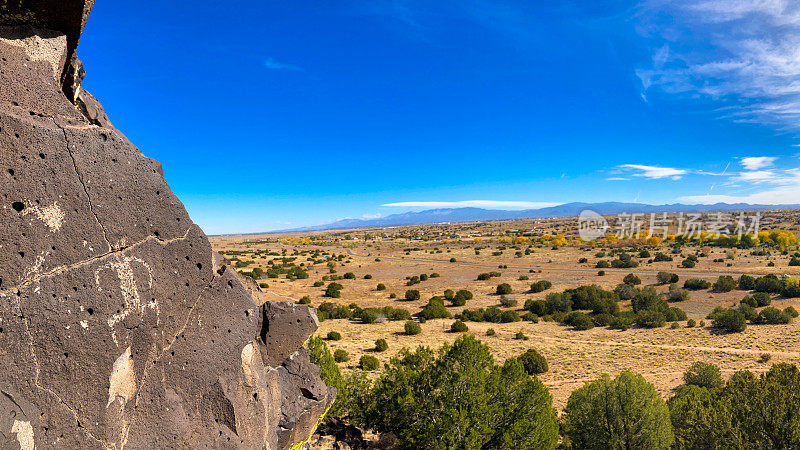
top-left (210, 212), bottom-right (800, 409)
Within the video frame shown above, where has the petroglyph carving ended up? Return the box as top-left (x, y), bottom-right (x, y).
top-left (95, 255), bottom-right (155, 343)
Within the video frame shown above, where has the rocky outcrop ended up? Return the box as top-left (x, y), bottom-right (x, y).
top-left (0, 3), bottom-right (333, 449)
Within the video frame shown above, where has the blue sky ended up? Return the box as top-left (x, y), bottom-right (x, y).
top-left (79, 1), bottom-right (800, 234)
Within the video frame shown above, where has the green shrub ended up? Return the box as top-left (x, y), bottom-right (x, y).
top-left (404, 320), bottom-right (422, 335)
top-left (738, 275), bottom-right (756, 290)
top-left (664, 307), bottom-right (687, 322)
top-left (344, 272), bottom-right (356, 279)
top-left (545, 292), bottom-right (573, 313)
top-left (333, 348), bottom-right (349, 363)
top-left (738, 304), bottom-right (758, 321)
top-left (785, 306), bottom-right (799, 318)
top-left (636, 310), bottom-right (666, 328)
top-left (519, 349), bottom-right (548, 374)
top-left (754, 307), bottom-right (791, 325)
top-left (569, 312), bottom-right (595, 330)
top-left (593, 313), bottom-right (614, 326)
top-left (683, 362), bottom-right (723, 389)
top-left (361, 336), bottom-right (558, 448)
top-left (452, 289), bottom-right (473, 306)
top-left (499, 295), bottom-right (517, 307)
top-left (530, 280), bottom-right (553, 293)
top-left (686, 318), bottom-right (696, 327)
top-left (325, 282), bottom-right (343, 298)
top-left (404, 289), bottom-right (421, 301)
top-left (514, 331), bottom-right (529, 340)
top-left (306, 337), bottom-right (347, 417)
top-left (657, 272), bottom-right (679, 284)
top-left (611, 314), bottom-right (635, 331)
top-left (298, 295), bottom-right (311, 304)
top-left (712, 309), bottom-right (747, 332)
top-left (317, 302), bottom-right (353, 320)
top-left (500, 310), bottom-right (521, 323)
top-left (360, 355), bottom-right (380, 371)
top-left (713, 276), bottom-right (737, 293)
top-left (327, 331), bottom-right (342, 341)
top-left (496, 283), bottom-right (513, 295)
top-left (486, 328), bottom-right (496, 336)
top-left (564, 371), bottom-right (673, 449)
top-left (420, 298), bottom-right (451, 320)
top-left (755, 275), bottom-right (783, 293)
top-left (522, 311), bottom-right (540, 323)
top-left (684, 278), bottom-right (711, 290)
top-left (359, 309), bottom-right (379, 324)
top-left (623, 273), bottom-right (642, 285)
top-left (443, 289), bottom-right (455, 300)
top-left (374, 338), bottom-right (388, 352)
top-left (654, 252), bottom-right (673, 262)
top-left (666, 288), bottom-right (690, 302)
top-left (376, 283), bottom-right (386, 291)
top-left (740, 295), bottom-right (758, 308)
top-left (525, 299), bottom-right (548, 316)
top-left (450, 320), bottom-right (469, 333)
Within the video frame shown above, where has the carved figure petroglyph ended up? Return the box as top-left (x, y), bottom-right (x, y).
top-left (95, 255), bottom-right (156, 344)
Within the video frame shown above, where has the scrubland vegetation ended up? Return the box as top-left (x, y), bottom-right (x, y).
top-left (211, 211), bottom-right (800, 448)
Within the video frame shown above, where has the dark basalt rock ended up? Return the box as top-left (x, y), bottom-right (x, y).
top-left (0, 3), bottom-right (333, 449)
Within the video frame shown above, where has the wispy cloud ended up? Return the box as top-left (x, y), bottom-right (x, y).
top-left (740, 156), bottom-right (777, 170)
top-left (381, 200), bottom-right (561, 209)
top-left (678, 156), bottom-right (800, 204)
top-left (635, 0), bottom-right (800, 130)
top-left (264, 57), bottom-right (304, 72)
top-left (619, 164), bottom-right (687, 179)
top-left (605, 177), bottom-right (630, 181)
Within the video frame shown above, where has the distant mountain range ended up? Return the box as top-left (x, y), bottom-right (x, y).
top-left (281, 202), bottom-right (800, 232)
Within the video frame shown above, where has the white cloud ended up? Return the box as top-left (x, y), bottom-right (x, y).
top-left (740, 156), bottom-right (777, 170)
top-left (636, 0), bottom-right (800, 129)
top-left (381, 200), bottom-right (561, 209)
top-left (264, 57), bottom-right (303, 71)
top-left (619, 164), bottom-right (688, 179)
top-left (732, 169), bottom-right (781, 183)
top-left (605, 177), bottom-right (630, 181)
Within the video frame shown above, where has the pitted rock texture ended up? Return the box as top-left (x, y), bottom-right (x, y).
top-left (0, 5), bottom-right (333, 449)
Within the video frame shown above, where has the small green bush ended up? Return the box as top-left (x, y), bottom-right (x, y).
top-left (519, 349), bottom-right (548, 374)
top-left (374, 338), bottom-right (388, 352)
top-left (404, 320), bottom-right (422, 335)
top-left (450, 320), bottom-right (469, 333)
top-left (376, 283), bottom-right (386, 291)
top-left (684, 279), bottom-right (711, 290)
top-left (327, 331), bottom-right (342, 341)
top-left (360, 355), bottom-right (380, 371)
top-left (683, 362), bottom-right (723, 389)
top-left (496, 283), bottom-right (513, 295)
top-left (404, 289), bottom-right (421, 301)
top-left (333, 349), bottom-right (349, 362)
top-left (712, 309), bottom-right (747, 332)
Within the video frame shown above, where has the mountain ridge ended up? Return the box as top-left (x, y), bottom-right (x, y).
top-left (275, 202), bottom-right (799, 233)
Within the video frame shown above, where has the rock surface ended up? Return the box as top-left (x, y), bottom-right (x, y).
top-left (0, 3), bottom-right (333, 449)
